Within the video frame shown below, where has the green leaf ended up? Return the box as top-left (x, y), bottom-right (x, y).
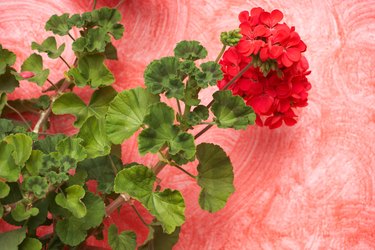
top-left (55, 185), bottom-right (86, 218)
top-left (33, 134), bottom-right (67, 154)
top-left (0, 66), bottom-right (19, 93)
top-left (104, 42), bottom-right (118, 60)
top-left (45, 13), bottom-right (71, 36)
top-left (185, 105), bottom-right (209, 126)
top-left (174, 40), bottom-right (207, 61)
top-left (20, 54), bottom-right (50, 86)
top-left (0, 141), bottom-right (19, 182)
top-left (78, 117), bottom-right (110, 158)
top-left (0, 228), bottom-right (26, 250)
top-left (3, 133), bottom-right (33, 166)
top-left (0, 205), bottom-right (3, 218)
top-left (27, 194), bottom-right (53, 231)
top-left (56, 137), bottom-right (87, 162)
top-left (55, 192), bottom-right (105, 246)
top-left (22, 176), bottom-right (48, 198)
top-left (196, 143), bottom-right (235, 212)
top-left (31, 37), bottom-right (65, 59)
top-left (139, 224), bottom-right (180, 250)
top-left (144, 57), bottom-right (184, 98)
top-left (53, 86), bottom-right (116, 127)
top-left (211, 90), bottom-right (256, 129)
top-left (68, 54), bottom-right (114, 88)
top-left (72, 28), bottom-right (111, 53)
top-left (183, 79), bottom-right (200, 106)
top-left (11, 203), bottom-right (39, 222)
top-left (114, 165), bottom-right (185, 233)
top-left (91, 7), bottom-right (124, 40)
top-left (20, 237), bottom-right (42, 250)
top-left (77, 156), bottom-right (121, 194)
top-left (0, 182), bottom-right (10, 199)
top-left (138, 103), bottom-right (195, 161)
top-left (0, 45), bottom-right (16, 75)
top-left (25, 150), bottom-right (43, 176)
top-left (105, 87), bottom-right (160, 144)
top-left (0, 182), bottom-right (22, 204)
top-left (108, 224), bottom-right (136, 250)
top-left (196, 61), bottom-right (223, 88)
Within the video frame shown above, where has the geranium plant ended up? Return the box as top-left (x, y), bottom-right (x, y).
top-left (0, 3), bottom-right (311, 249)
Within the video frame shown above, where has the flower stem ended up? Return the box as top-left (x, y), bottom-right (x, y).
top-left (105, 193), bottom-right (131, 216)
top-left (115, 0), bottom-right (125, 8)
top-left (215, 45), bottom-right (226, 63)
top-left (130, 204), bottom-right (148, 227)
top-left (173, 165), bottom-right (196, 179)
top-left (5, 103), bottom-right (32, 131)
top-left (92, 0), bottom-right (97, 10)
top-left (68, 33), bottom-right (75, 41)
top-left (194, 124), bottom-right (213, 139)
top-left (47, 78), bottom-right (58, 91)
top-left (176, 99), bottom-right (182, 116)
top-left (59, 56), bottom-right (71, 69)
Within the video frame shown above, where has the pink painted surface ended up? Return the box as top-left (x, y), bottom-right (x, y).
top-left (1, 0), bottom-right (375, 249)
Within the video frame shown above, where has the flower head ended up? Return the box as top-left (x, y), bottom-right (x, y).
top-left (218, 8), bottom-right (311, 129)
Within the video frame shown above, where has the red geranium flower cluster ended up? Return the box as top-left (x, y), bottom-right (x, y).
top-left (218, 8), bottom-right (311, 129)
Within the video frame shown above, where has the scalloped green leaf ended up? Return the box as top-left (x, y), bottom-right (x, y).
top-left (114, 165), bottom-right (185, 234)
top-left (25, 150), bottom-right (43, 176)
top-left (183, 79), bottom-right (200, 106)
top-left (174, 40), bottom-right (207, 61)
top-left (138, 103), bottom-right (195, 161)
top-left (22, 176), bottom-right (48, 198)
top-left (211, 90), bottom-right (256, 129)
top-left (45, 13), bottom-right (71, 36)
top-left (0, 66), bottom-right (19, 93)
top-left (0, 228), bottom-right (26, 250)
top-left (53, 86), bottom-right (116, 128)
top-left (31, 37), bottom-right (65, 59)
top-left (3, 133), bottom-right (33, 166)
top-left (72, 28), bottom-right (111, 53)
top-left (77, 156), bottom-right (121, 194)
top-left (139, 224), bottom-right (180, 250)
top-left (55, 192), bottom-right (105, 246)
top-left (55, 185), bottom-right (86, 218)
top-left (105, 87), bottom-right (160, 144)
top-left (78, 117), bottom-right (110, 158)
top-left (196, 61), bottom-right (223, 88)
top-left (196, 143), bottom-right (235, 212)
top-left (11, 203), bottom-right (39, 222)
top-left (144, 57), bottom-right (184, 98)
top-left (0, 182), bottom-right (10, 199)
top-left (0, 141), bottom-right (19, 182)
top-left (0, 45), bottom-right (16, 75)
top-left (185, 105), bottom-right (209, 126)
top-left (56, 137), bottom-right (87, 162)
top-left (91, 7), bottom-right (124, 40)
top-left (20, 237), bottom-right (42, 250)
top-left (20, 54), bottom-right (50, 86)
top-left (33, 134), bottom-right (67, 154)
top-left (108, 224), bottom-right (137, 250)
top-left (67, 54), bottom-right (114, 88)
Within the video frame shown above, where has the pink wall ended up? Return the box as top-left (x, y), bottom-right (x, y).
top-left (1, 0), bottom-right (374, 249)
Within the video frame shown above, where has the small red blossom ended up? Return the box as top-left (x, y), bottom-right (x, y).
top-left (20, 71), bottom-right (35, 79)
top-left (218, 7), bottom-right (311, 129)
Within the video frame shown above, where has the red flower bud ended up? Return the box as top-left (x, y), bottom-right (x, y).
top-left (20, 71), bottom-right (35, 79)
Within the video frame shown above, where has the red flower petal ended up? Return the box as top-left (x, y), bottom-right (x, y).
top-left (283, 117), bottom-right (297, 126)
top-left (270, 10), bottom-right (283, 25)
top-left (269, 45), bottom-right (283, 59)
top-left (239, 11), bottom-right (250, 23)
top-left (249, 94), bottom-right (274, 114)
top-left (281, 54), bottom-right (293, 67)
top-left (286, 48), bottom-right (301, 62)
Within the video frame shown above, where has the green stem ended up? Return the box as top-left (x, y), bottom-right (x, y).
top-left (176, 99), bottom-right (182, 116)
top-left (130, 204), bottom-right (148, 227)
top-left (108, 155), bottom-right (118, 175)
top-left (68, 33), bottom-right (75, 41)
top-left (5, 103), bottom-right (32, 131)
top-left (215, 45), bottom-right (227, 63)
top-left (59, 56), bottom-right (71, 69)
top-left (92, 0), bottom-right (97, 10)
top-left (206, 60), bottom-right (253, 109)
top-left (173, 165), bottom-right (196, 179)
top-left (194, 124), bottom-right (213, 139)
top-left (47, 78), bottom-right (58, 91)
